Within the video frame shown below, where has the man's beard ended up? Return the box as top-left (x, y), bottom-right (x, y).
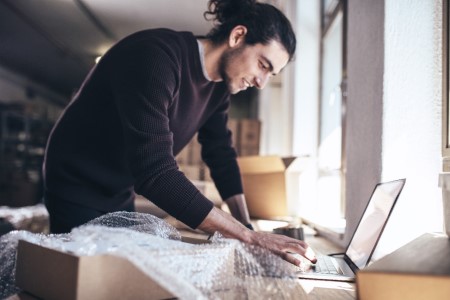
top-left (218, 44), bottom-right (246, 94)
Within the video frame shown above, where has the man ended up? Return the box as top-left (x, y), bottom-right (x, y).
top-left (43, 0), bottom-right (316, 266)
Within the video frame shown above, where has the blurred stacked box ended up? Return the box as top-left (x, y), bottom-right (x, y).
top-left (174, 118), bottom-right (261, 204)
top-left (175, 118), bottom-right (261, 182)
top-left (238, 119), bottom-right (261, 157)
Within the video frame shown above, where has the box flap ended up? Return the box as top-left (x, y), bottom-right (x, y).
top-left (241, 172), bottom-right (287, 218)
top-left (282, 157), bottom-right (297, 168)
top-left (286, 156), bottom-right (312, 173)
top-left (237, 156), bottom-right (285, 174)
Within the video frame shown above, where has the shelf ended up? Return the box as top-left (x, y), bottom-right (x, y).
top-left (0, 105), bottom-right (54, 207)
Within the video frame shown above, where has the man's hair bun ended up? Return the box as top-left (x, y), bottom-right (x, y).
top-left (204, 0), bottom-right (256, 24)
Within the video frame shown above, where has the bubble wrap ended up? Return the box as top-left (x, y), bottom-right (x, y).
top-left (0, 203), bottom-right (49, 233)
top-left (0, 212), bottom-right (303, 299)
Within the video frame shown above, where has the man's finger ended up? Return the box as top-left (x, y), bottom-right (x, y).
top-left (280, 251), bottom-right (301, 266)
top-left (284, 241), bottom-right (317, 263)
top-left (304, 246), bottom-right (317, 263)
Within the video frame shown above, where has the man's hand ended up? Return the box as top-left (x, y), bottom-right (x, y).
top-left (248, 231), bottom-right (317, 265)
top-left (198, 207), bottom-right (317, 265)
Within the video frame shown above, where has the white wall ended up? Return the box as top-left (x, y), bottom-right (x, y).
top-left (259, 81), bottom-right (288, 155)
top-left (345, 0), bottom-right (444, 251)
top-left (344, 0), bottom-right (385, 246)
top-left (292, 0), bottom-right (320, 157)
top-left (376, 0), bottom-right (443, 255)
top-left (261, 0), bottom-right (445, 251)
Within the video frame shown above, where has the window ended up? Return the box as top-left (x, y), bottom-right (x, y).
top-left (443, 0), bottom-right (450, 170)
top-left (315, 0), bottom-right (347, 227)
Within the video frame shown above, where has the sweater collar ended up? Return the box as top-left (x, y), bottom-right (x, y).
top-left (196, 39), bottom-right (212, 82)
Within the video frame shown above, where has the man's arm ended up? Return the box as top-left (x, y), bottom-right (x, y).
top-left (197, 206), bottom-right (317, 266)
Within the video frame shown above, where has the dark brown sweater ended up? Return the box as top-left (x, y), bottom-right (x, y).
top-left (43, 28), bottom-right (243, 228)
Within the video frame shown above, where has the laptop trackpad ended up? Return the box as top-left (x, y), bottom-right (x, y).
top-left (332, 257), bottom-right (355, 277)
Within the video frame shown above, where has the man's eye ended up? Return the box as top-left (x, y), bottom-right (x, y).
top-left (259, 61), bottom-right (268, 70)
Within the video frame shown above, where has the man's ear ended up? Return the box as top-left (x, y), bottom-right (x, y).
top-left (228, 25), bottom-right (247, 48)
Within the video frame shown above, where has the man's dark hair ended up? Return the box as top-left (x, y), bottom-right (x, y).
top-left (204, 0), bottom-right (296, 60)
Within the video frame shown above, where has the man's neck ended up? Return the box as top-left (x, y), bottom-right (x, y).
top-left (198, 39), bottom-right (226, 82)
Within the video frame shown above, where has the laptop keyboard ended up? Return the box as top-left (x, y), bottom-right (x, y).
top-left (313, 255), bottom-right (342, 275)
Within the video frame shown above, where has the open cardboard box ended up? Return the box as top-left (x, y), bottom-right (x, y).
top-left (237, 155), bottom-right (308, 219)
top-left (15, 236), bottom-right (210, 300)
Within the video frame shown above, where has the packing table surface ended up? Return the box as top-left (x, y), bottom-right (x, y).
top-left (294, 234), bottom-right (356, 300)
top-left (177, 219), bottom-right (356, 300)
top-left (9, 218), bottom-right (355, 300)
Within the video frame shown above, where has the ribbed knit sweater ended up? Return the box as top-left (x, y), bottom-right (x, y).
top-left (43, 28), bottom-right (243, 229)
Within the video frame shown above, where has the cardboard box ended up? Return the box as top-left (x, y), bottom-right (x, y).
top-left (238, 119), bottom-right (260, 156)
top-left (227, 118), bottom-right (239, 149)
top-left (15, 236), bottom-right (211, 300)
top-left (438, 172), bottom-right (450, 237)
top-left (191, 179), bottom-right (221, 207)
top-left (189, 134), bottom-right (202, 165)
top-left (175, 134), bottom-right (202, 166)
top-left (134, 194), bottom-right (168, 219)
top-left (178, 163), bottom-right (203, 181)
top-left (356, 233), bottom-right (450, 300)
top-left (176, 118), bottom-right (261, 164)
top-left (15, 240), bottom-right (174, 300)
top-left (237, 155), bottom-right (304, 219)
top-left (175, 144), bottom-right (191, 165)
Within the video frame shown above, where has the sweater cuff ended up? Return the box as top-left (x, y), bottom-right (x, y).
top-left (177, 193), bottom-right (214, 229)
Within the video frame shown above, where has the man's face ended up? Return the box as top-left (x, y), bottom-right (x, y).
top-left (218, 40), bottom-right (290, 95)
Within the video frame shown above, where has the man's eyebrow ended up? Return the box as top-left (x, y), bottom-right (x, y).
top-left (261, 56), bottom-right (277, 75)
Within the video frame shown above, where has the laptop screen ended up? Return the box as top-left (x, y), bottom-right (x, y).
top-left (345, 179), bottom-right (405, 269)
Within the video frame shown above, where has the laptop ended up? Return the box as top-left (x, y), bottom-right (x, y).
top-left (296, 178), bottom-right (406, 282)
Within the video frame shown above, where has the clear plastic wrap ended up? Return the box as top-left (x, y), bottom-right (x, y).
top-left (0, 203), bottom-right (49, 233)
top-left (0, 211), bottom-right (303, 299)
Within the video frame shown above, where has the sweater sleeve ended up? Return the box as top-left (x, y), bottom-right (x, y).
top-left (109, 43), bottom-right (213, 229)
top-left (198, 100), bottom-right (244, 200)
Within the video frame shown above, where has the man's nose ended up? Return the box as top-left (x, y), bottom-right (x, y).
top-left (254, 74), bottom-right (270, 89)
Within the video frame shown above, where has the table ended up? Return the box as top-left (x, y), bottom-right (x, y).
top-left (297, 234), bottom-right (355, 300)
top-left (10, 218), bottom-right (356, 300)
top-left (177, 220), bottom-right (356, 300)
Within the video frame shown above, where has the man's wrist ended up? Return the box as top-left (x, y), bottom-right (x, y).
top-left (245, 223), bottom-right (254, 230)
top-left (224, 194), bottom-right (251, 225)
